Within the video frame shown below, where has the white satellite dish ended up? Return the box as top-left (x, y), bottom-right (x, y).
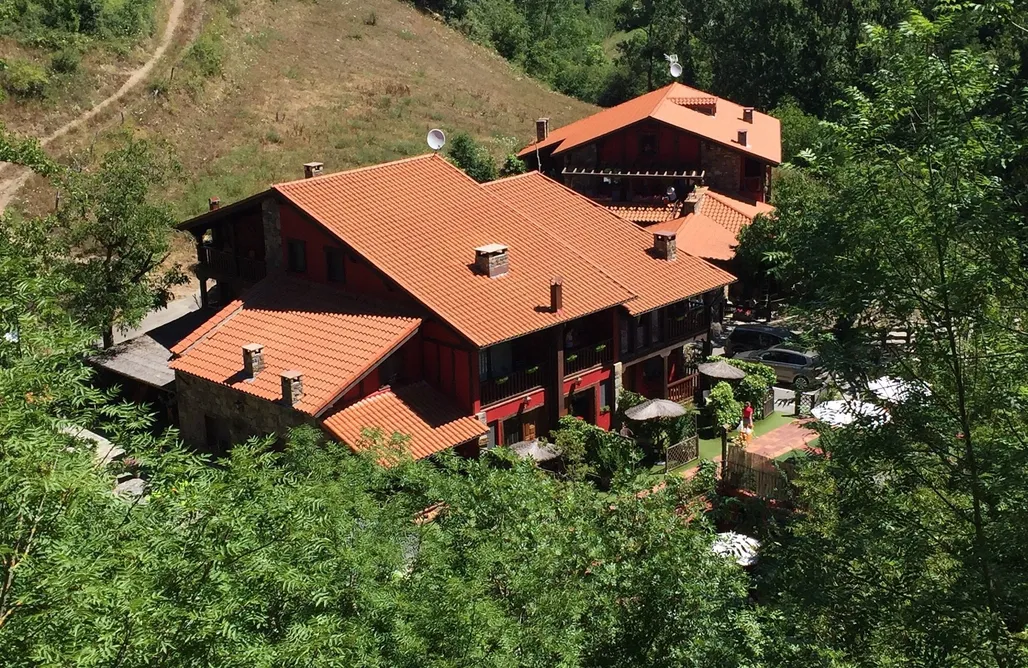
top-left (665, 53), bottom-right (682, 78)
top-left (427, 129), bottom-right (446, 151)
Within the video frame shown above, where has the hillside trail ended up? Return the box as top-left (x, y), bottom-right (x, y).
top-left (0, 0), bottom-right (186, 212)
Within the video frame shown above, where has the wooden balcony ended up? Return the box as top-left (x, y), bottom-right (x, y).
top-left (197, 245), bottom-right (266, 283)
top-left (667, 307), bottom-right (708, 341)
top-left (668, 373), bottom-right (699, 404)
top-left (480, 367), bottom-right (544, 407)
top-left (564, 339), bottom-right (613, 376)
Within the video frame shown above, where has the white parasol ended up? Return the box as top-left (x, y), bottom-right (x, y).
top-left (868, 376), bottom-right (930, 403)
top-left (712, 531), bottom-right (760, 567)
top-left (812, 399), bottom-right (889, 427)
top-left (624, 398), bottom-right (688, 421)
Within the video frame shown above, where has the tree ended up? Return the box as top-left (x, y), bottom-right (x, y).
top-left (446, 131), bottom-right (498, 183)
top-left (58, 135), bottom-right (187, 348)
top-left (741, 6), bottom-right (1028, 664)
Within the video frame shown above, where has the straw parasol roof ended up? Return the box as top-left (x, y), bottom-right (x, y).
top-left (812, 399), bottom-right (889, 427)
top-left (624, 398), bottom-right (688, 421)
top-left (510, 440), bottom-right (562, 463)
top-left (697, 360), bottom-right (746, 380)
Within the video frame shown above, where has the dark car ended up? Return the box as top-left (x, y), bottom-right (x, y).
top-left (724, 324), bottom-right (794, 357)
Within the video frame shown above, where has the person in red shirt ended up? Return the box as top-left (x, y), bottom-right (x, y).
top-left (742, 401), bottom-right (754, 441)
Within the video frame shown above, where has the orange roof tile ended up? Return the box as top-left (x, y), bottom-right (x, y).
top-left (484, 172), bottom-right (735, 315)
top-left (651, 190), bottom-right (774, 261)
top-left (322, 382), bottom-right (486, 460)
top-left (274, 154), bottom-right (635, 347)
top-left (520, 83), bottom-right (781, 165)
top-left (169, 278), bottom-right (421, 414)
top-left (607, 201), bottom-right (684, 224)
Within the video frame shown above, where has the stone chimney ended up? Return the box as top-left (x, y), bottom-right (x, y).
top-left (208, 197), bottom-right (221, 211)
top-left (653, 231), bottom-right (677, 261)
top-left (280, 370), bottom-right (304, 406)
top-left (743, 107), bottom-right (754, 123)
top-left (550, 276), bottom-right (563, 313)
top-left (303, 162), bottom-right (324, 179)
top-left (536, 118), bottom-right (550, 142)
top-left (737, 129), bottom-right (748, 146)
top-left (242, 343), bottom-right (264, 378)
top-left (474, 244), bottom-right (509, 278)
top-left (681, 187), bottom-right (706, 215)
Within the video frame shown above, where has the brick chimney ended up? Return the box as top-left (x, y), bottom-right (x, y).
top-left (303, 162), bottom-right (324, 179)
top-left (474, 244), bottom-right (509, 278)
top-left (737, 129), bottom-right (748, 146)
top-left (242, 343), bottom-right (264, 378)
top-left (277, 369), bottom-right (300, 404)
top-left (280, 370), bottom-right (303, 406)
top-left (208, 197), bottom-right (221, 211)
top-left (743, 107), bottom-right (754, 123)
top-left (550, 276), bottom-right (563, 313)
top-left (536, 118), bottom-right (550, 142)
top-left (653, 231), bottom-right (677, 261)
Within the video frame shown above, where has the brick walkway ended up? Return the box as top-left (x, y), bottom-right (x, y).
top-left (681, 419), bottom-right (818, 479)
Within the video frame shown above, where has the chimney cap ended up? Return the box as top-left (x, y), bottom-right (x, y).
top-left (737, 129), bottom-right (748, 145)
top-left (208, 196), bottom-right (221, 210)
top-left (281, 369), bottom-right (303, 380)
top-left (243, 343), bottom-right (264, 352)
top-left (653, 230), bottom-right (677, 240)
top-left (475, 243), bottom-right (508, 255)
top-left (303, 161), bottom-right (324, 169)
top-left (303, 162), bottom-right (324, 178)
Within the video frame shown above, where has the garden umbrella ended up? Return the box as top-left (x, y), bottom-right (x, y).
top-left (624, 398), bottom-right (688, 421)
top-left (868, 376), bottom-right (930, 403)
top-left (697, 360), bottom-right (746, 381)
top-left (511, 440), bottom-right (562, 463)
top-left (712, 532), bottom-right (760, 567)
top-left (812, 399), bottom-right (889, 427)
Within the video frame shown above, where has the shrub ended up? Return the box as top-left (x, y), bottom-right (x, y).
top-left (49, 47), bottom-right (80, 74)
top-left (710, 355), bottom-right (777, 388)
top-left (551, 415), bottom-right (643, 486)
top-left (736, 373), bottom-right (770, 409)
top-left (186, 25), bottom-right (224, 77)
top-left (499, 153), bottom-right (526, 177)
top-left (447, 132), bottom-right (498, 183)
top-left (363, 11), bottom-right (377, 26)
top-left (2, 59), bottom-right (49, 98)
top-left (708, 382), bottom-right (741, 431)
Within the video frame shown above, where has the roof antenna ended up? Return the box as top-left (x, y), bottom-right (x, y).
top-left (427, 129), bottom-right (446, 152)
top-left (665, 54), bottom-right (683, 78)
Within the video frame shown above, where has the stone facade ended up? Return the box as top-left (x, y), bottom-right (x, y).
top-left (700, 140), bottom-right (741, 193)
top-left (175, 370), bottom-right (316, 450)
top-left (261, 197), bottom-right (283, 272)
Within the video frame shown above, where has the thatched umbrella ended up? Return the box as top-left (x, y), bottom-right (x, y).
top-left (697, 360), bottom-right (746, 381)
top-left (624, 398), bottom-right (688, 421)
top-left (712, 532), bottom-right (760, 567)
top-left (812, 399), bottom-right (889, 427)
top-left (511, 440), bottom-right (562, 463)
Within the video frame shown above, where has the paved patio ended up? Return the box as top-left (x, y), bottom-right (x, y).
top-left (681, 418), bottom-right (819, 479)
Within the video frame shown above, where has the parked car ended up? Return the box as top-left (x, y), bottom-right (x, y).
top-left (724, 324), bottom-right (794, 357)
top-left (734, 347), bottom-right (824, 390)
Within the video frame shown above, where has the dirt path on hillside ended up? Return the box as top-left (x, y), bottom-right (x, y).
top-left (0, 0), bottom-right (186, 212)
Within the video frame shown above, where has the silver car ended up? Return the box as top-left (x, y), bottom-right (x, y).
top-left (734, 347), bottom-right (824, 390)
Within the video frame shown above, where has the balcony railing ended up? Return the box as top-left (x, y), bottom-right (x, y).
top-left (564, 339), bottom-right (613, 376)
top-left (667, 307), bottom-right (708, 341)
top-left (668, 373), bottom-right (699, 404)
top-left (480, 367), bottom-right (544, 407)
top-left (197, 245), bottom-right (267, 283)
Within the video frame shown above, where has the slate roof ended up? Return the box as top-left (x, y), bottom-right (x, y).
top-left (169, 278), bottom-right (421, 415)
top-left (274, 154), bottom-right (635, 347)
top-left (520, 83), bottom-right (781, 165)
top-left (322, 382), bottom-right (487, 460)
top-left (484, 172), bottom-right (736, 315)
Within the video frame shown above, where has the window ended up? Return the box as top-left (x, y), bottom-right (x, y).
top-left (649, 310), bottom-right (660, 345)
top-left (503, 415), bottom-right (522, 446)
top-left (325, 247), bottom-right (345, 283)
top-left (620, 315), bottom-right (630, 354)
top-left (378, 353), bottom-right (402, 387)
top-left (486, 421), bottom-right (498, 449)
top-left (599, 379), bottom-right (611, 411)
top-left (744, 158), bottom-right (763, 178)
top-left (287, 239), bottom-right (307, 273)
top-left (488, 342), bottom-right (513, 379)
top-left (639, 133), bottom-right (657, 156)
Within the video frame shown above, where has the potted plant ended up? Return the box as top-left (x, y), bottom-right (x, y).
top-left (566, 353), bottom-right (579, 363)
top-left (495, 376), bottom-right (510, 385)
top-left (600, 404), bottom-right (611, 414)
top-left (594, 342), bottom-right (608, 353)
top-left (525, 365), bottom-right (539, 375)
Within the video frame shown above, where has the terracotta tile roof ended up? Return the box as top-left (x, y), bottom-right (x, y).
top-left (607, 201), bottom-right (684, 224)
top-left (321, 382), bottom-right (487, 460)
top-left (274, 154), bottom-right (635, 347)
top-left (520, 83), bottom-right (781, 165)
top-left (169, 278), bottom-right (421, 414)
top-left (484, 172), bottom-right (735, 315)
top-left (651, 190), bottom-right (774, 261)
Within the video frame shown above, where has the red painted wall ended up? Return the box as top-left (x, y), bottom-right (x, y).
top-left (484, 387), bottom-right (547, 424)
top-left (563, 366), bottom-right (613, 430)
top-left (595, 124), bottom-right (701, 168)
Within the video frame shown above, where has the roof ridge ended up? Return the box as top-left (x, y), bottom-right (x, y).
top-left (705, 189), bottom-right (772, 220)
top-left (274, 153), bottom-right (437, 188)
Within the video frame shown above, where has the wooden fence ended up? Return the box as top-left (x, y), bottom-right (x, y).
top-left (722, 446), bottom-right (799, 501)
top-left (665, 434), bottom-right (699, 473)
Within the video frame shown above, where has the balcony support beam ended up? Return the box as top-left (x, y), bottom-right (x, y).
top-left (548, 324), bottom-right (566, 429)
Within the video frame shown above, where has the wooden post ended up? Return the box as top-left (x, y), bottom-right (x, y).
top-left (661, 352), bottom-right (670, 399)
top-left (720, 426), bottom-right (729, 480)
top-left (548, 325), bottom-right (566, 429)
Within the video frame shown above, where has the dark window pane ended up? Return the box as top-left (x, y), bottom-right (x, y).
top-left (287, 239), bottom-right (307, 272)
top-left (325, 247), bottom-right (345, 283)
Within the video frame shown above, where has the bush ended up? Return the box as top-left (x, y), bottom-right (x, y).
top-left (49, 47), bottom-right (80, 74)
top-left (499, 153), bottom-right (526, 177)
top-left (736, 373), bottom-right (770, 409)
top-left (2, 59), bottom-right (49, 98)
top-left (551, 415), bottom-right (643, 487)
top-left (186, 25), bottom-right (224, 77)
top-left (447, 132), bottom-right (497, 183)
top-left (708, 382), bottom-right (741, 431)
top-left (709, 355), bottom-right (777, 388)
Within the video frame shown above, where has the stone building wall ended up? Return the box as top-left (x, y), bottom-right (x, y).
top-left (175, 370), bottom-right (316, 450)
top-left (261, 197), bottom-right (283, 272)
top-left (700, 141), bottom-right (741, 193)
